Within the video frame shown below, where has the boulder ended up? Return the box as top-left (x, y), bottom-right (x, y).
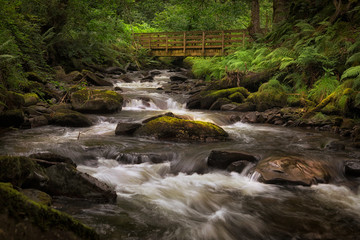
top-left (105, 66), bottom-right (125, 74)
top-left (5, 91), bottom-right (25, 109)
top-left (0, 109), bottom-right (25, 127)
top-left (201, 87), bottom-right (250, 109)
top-left (82, 70), bottom-right (113, 86)
top-left (45, 164), bottom-right (117, 203)
top-left (20, 188), bottom-right (52, 206)
top-left (29, 152), bottom-right (77, 168)
top-left (23, 93), bottom-right (39, 107)
top-left (115, 122), bottom-right (142, 135)
top-left (325, 141), bottom-right (345, 151)
top-left (0, 183), bottom-right (99, 240)
top-left (170, 73), bottom-right (188, 82)
top-left (220, 104), bottom-right (238, 111)
top-left (71, 89), bottom-right (123, 113)
top-left (141, 75), bottom-right (154, 82)
top-left (29, 115), bottom-right (49, 128)
top-left (227, 160), bottom-right (252, 173)
top-left (135, 116), bottom-right (228, 142)
top-left (0, 156), bottom-right (49, 188)
top-left (255, 156), bottom-right (331, 186)
top-left (344, 161), bottom-right (360, 177)
top-left (48, 109), bottom-right (92, 127)
top-left (209, 98), bottom-right (232, 110)
top-left (207, 150), bottom-right (258, 169)
top-left (117, 153), bottom-right (170, 164)
top-left (149, 70), bottom-right (162, 76)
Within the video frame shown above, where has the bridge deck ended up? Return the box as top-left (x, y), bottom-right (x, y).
top-left (134, 30), bottom-right (250, 57)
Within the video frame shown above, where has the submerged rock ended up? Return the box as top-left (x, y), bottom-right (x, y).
top-left (344, 161), bottom-right (360, 177)
top-left (71, 89), bottom-right (123, 113)
top-left (48, 109), bottom-right (92, 127)
top-left (256, 156), bottom-right (331, 186)
top-left (207, 150), bottom-right (258, 169)
top-left (0, 182), bottom-right (99, 240)
top-left (135, 116), bottom-right (228, 142)
top-left (170, 73), bottom-right (188, 82)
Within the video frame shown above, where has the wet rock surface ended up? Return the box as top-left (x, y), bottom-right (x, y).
top-left (256, 156), bottom-right (332, 186)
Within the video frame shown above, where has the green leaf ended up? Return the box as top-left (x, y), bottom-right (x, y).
top-left (346, 52), bottom-right (360, 65)
top-left (341, 66), bottom-right (360, 80)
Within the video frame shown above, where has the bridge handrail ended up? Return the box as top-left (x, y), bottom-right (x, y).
top-left (134, 29), bottom-right (250, 57)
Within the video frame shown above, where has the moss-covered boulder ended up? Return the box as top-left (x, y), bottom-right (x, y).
top-left (48, 109), bottom-right (92, 127)
top-left (200, 87), bottom-right (250, 109)
top-left (4, 91), bottom-right (25, 109)
top-left (20, 188), bottom-right (52, 206)
top-left (24, 93), bottom-right (40, 107)
top-left (71, 89), bottom-right (123, 113)
top-left (0, 182), bottom-right (99, 240)
top-left (0, 156), bottom-right (48, 188)
top-left (255, 156), bottom-right (332, 186)
top-left (246, 79), bottom-right (288, 112)
top-left (135, 116), bottom-right (228, 142)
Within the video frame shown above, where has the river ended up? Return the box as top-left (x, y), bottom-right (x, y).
top-left (1, 70), bottom-right (360, 240)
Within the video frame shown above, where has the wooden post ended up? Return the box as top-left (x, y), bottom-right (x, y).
top-left (202, 31), bottom-right (205, 56)
top-left (183, 32), bottom-right (186, 54)
top-left (221, 31), bottom-right (225, 56)
top-left (166, 34), bottom-right (168, 55)
top-left (243, 32), bottom-right (245, 47)
top-left (148, 34), bottom-right (151, 50)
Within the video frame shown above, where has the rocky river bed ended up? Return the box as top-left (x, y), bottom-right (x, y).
top-left (1, 69), bottom-right (360, 240)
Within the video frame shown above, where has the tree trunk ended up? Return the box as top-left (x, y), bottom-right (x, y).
top-left (272, 0), bottom-right (289, 27)
top-left (248, 0), bottom-right (261, 40)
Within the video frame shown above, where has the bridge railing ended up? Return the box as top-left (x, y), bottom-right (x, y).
top-left (134, 30), bottom-right (250, 56)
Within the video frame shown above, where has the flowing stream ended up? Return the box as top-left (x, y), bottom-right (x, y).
top-left (1, 70), bottom-right (360, 240)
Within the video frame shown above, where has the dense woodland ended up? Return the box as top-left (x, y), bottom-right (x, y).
top-left (1, 0), bottom-right (360, 126)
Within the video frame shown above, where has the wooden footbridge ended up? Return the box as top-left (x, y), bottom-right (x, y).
top-left (134, 30), bottom-right (250, 57)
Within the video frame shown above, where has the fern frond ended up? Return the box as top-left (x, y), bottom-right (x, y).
top-left (346, 52), bottom-right (360, 65)
top-left (341, 66), bottom-right (360, 80)
top-left (280, 57), bottom-right (296, 70)
top-left (0, 40), bottom-right (12, 51)
top-left (308, 76), bottom-right (340, 103)
top-left (295, 21), bottom-right (315, 33)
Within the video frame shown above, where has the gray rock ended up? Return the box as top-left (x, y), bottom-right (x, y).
top-left (115, 122), bottom-right (142, 135)
top-left (170, 74), bottom-right (188, 82)
top-left (207, 150), bottom-right (258, 169)
top-left (45, 163), bottom-right (117, 203)
top-left (29, 152), bottom-right (77, 168)
top-left (344, 161), bottom-right (360, 177)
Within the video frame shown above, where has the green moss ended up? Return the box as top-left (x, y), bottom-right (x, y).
top-left (49, 109), bottom-right (92, 127)
top-left (245, 79), bottom-right (289, 111)
top-left (0, 156), bottom-right (48, 187)
top-left (0, 182), bottom-right (98, 240)
top-left (205, 87), bottom-right (250, 99)
top-left (135, 116), bottom-right (228, 142)
top-left (228, 92), bottom-right (245, 103)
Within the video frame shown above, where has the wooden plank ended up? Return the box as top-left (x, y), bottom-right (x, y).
top-left (221, 31), bottom-right (225, 56)
top-left (183, 32), bottom-right (186, 53)
top-left (202, 32), bottom-right (205, 56)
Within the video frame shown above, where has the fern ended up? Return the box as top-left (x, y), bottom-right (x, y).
top-left (308, 76), bottom-right (339, 103)
top-left (279, 57), bottom-right (296, 70)
top-left (341, 66), bottom-right (360, 80)
top-left (346, 52), bottom-right (360, 65)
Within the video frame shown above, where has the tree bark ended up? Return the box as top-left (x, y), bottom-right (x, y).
top-left (248, 0), bottom-right (261, 39)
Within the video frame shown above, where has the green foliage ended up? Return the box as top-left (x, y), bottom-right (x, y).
top-left (341, 66), bottom-right (360, 80)
top-left (308, 75), bottom-right (340, 103)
